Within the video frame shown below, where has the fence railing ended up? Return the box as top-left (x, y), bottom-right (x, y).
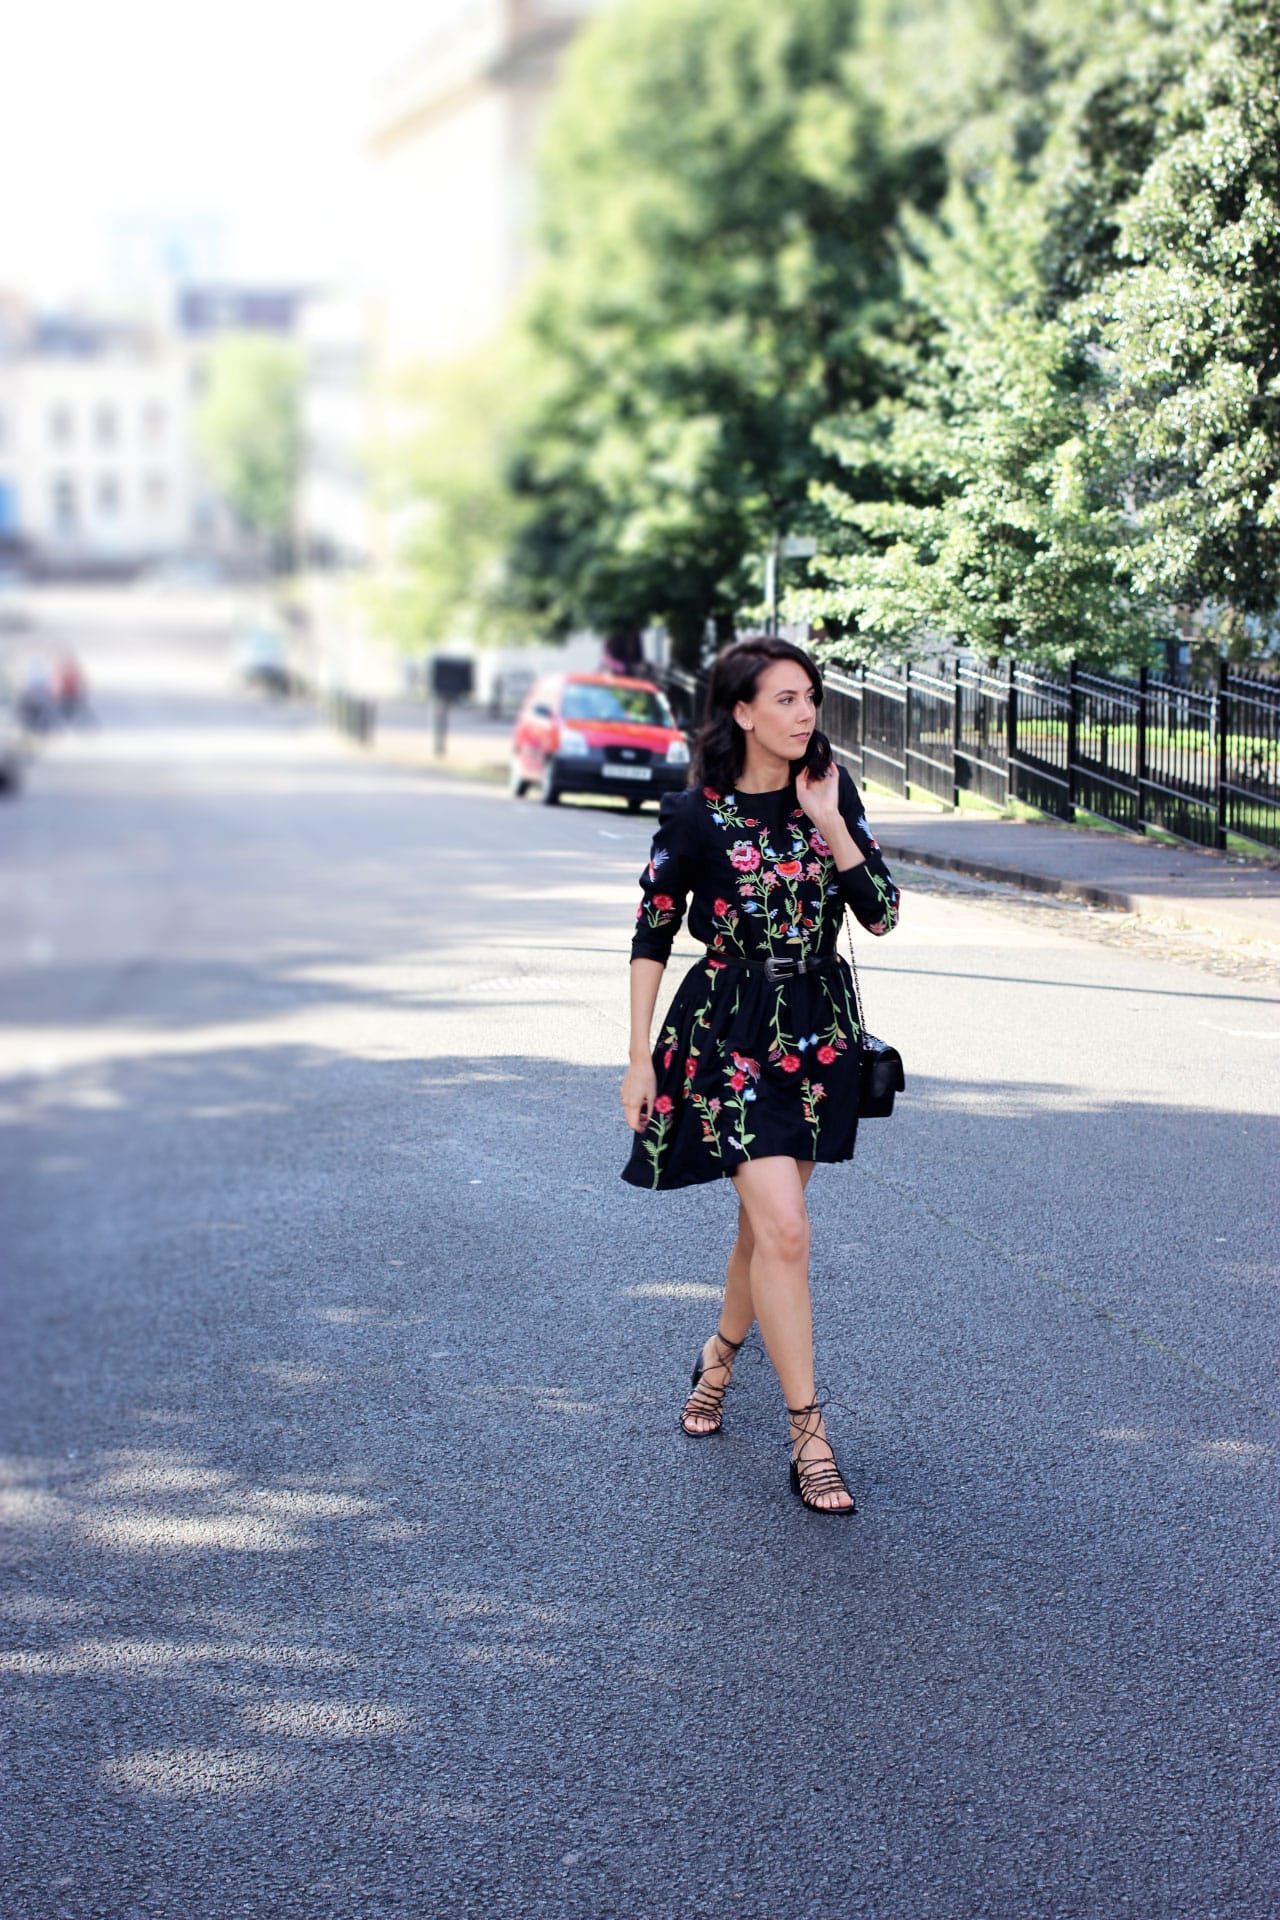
top-left (652, 656), bottom-right (1280, 854)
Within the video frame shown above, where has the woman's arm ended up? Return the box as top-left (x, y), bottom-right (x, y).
top-left (797, 763), bottom-right (899, 935)
top-left (620, 958), bottom-right (665, 1132)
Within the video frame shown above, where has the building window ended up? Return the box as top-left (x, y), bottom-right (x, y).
top-left (97, 474), bottom-right (121, 516)
top-left (144, 472), bottom-right (168, 513)
top-left (49, 404), bottom-right (73, 448)
top-left (143, 401), bottom-right (167, 442)
top-left (51, 475), bottom-right (77, 531)
top-left (95, 405), bottom-right (118, 448)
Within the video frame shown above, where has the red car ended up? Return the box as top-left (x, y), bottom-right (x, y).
top-left (509, 672), bottom-right (691, 809)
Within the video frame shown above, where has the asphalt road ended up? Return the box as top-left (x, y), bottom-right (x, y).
top-left (2, 593), bottom-right (1278, 1920)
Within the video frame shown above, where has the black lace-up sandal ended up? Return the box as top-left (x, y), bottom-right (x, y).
top-left (680, 1328), bottom-right (745, 1438)
top-left (786, 1398), bottom-right (856, 1515)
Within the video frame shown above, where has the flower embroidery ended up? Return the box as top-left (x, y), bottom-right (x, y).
top-left (800, 1076), bottom-right (827, 1154)
top-left (729, 841), bottom-right (760, 873)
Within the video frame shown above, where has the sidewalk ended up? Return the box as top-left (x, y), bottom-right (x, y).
top-left (372, 698), bottom-right (511, 780)
top-left (866, 790), bottom-right (1280, 949)
top-left (358, 700), bottom-right (1280, 950)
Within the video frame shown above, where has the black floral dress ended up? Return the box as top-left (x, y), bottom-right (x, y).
top-left (621, 768), bottom-right (900, 1191)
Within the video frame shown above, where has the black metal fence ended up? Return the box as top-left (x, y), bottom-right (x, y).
top-left (653, 656), bottom-right (1280, 854)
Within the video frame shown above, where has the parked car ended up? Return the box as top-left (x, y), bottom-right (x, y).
top-left (510, 672), bottom-right (690, 808)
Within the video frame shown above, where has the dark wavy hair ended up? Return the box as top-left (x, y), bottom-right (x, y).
top-left (690, 635), bottom-right (832, 793)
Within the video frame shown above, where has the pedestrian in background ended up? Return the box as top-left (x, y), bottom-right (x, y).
top-left (52, 652), bottom-right (90, 724)
top-left (620, 636), bottom-right (900, 1514)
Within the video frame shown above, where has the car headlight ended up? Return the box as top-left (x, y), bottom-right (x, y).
top-left (665, 738), bottom-right (690, 765)
top-left (557, 727), bottom-right (590, 757)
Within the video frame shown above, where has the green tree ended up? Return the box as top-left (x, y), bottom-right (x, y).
top-left (1088, 0), bottom-right (1280, 635)
top-left (196, 335), bottom-right (303, 555)
top-left (506, 0), bottom-right (919, 665)
top-left (372, 342), bottom-right (532, 649)
top-left (804, 152), bottom-right (1159, 668)
top-left (808, 0), bottom-right (1280, 666)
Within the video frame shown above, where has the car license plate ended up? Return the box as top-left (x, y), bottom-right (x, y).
top-left (606, 763), bottom-right (651, 781)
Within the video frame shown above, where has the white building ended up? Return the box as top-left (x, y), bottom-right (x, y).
top-left (0, 285), bottom-right (310, 573)
top-left (0, 316), bottom-right (195, 569)
top-left (366, 0), bottom-right (612, 376)
top-left (297, 290), bottom-right (375, 572)
top-left (338, 0), bottom-right (615, 696)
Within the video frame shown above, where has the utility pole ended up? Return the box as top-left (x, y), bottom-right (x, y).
top-left (763, 533), bottom-right (816, 636)
top-left (763, 532), bottom-right (781, 635)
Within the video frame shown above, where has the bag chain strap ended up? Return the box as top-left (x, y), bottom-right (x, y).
top-left (842, 909), bottom-right (869, 1039)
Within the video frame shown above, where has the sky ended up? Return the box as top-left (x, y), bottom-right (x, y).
top-left (0, 0), bottom-right (437, 306)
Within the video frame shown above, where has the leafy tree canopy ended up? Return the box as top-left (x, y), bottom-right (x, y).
top-left (196, 334), bottom-right (302, 543)
top-left (372, 341), bottom-right (534, 650)
top-left (801, 0), bottom-right (1280, 667)
top-left (1087, 0), bottom-right (1280, 626)
top-left (804, 153), bottom-right (1161, 669)
top-left (506, 0), bottom-right (932, 663)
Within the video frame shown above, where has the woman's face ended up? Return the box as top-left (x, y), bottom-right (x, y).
top-left (734, 658), bottom-right (818, 763)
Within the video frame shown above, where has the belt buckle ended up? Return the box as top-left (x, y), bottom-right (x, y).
top-left (764, 954), bottom-right (798, 982)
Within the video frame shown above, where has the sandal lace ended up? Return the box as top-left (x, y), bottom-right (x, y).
top-left (786, 1392), bottom-right (854, 1510)
top-left (680, 1327), bottom-right (745, 1434)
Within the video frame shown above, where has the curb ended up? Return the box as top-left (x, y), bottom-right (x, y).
top-left (877, 839), bottom-right (1280, 949)
top-left (876, 841), bottom-right (1137, 913)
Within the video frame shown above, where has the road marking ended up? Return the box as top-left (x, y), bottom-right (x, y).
top-left (1198, 1022), bottom-right (1280, 1038)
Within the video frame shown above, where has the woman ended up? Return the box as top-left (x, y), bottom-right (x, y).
top-left (620, 637), bottom-right (900, 1515)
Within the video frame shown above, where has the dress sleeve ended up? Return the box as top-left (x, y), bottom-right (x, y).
top-left (630, 789), bottom-right (700, 964)
top-left (834, 769), bottom-right (900, 935)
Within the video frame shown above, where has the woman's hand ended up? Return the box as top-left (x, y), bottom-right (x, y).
top-left (797, 763), bottom-right (865, 874)
top-left (795, 763), bottom-right (842, 832)
top-left (620, 1058), bottom-right (657, 1134)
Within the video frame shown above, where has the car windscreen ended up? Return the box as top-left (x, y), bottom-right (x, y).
top-left (561, 684), bottom-right (674, 727)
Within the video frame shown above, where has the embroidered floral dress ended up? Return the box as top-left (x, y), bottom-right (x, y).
top-left (621, 768), bottom-right (900, 1191)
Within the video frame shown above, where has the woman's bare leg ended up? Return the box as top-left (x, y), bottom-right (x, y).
top-left (679, 1198), bottom-right (761, 1435)
top-left (730, 1157), bottom-right (817, 1404)
top-left (681, 1164), bottom-right (817, 1437)
top-left (720, 1164), bottom-right (813, 1343)
top-left (717, 1198), bottom-right (758, 1343)
top-left (731, 1156), bottom-right (850, 1510)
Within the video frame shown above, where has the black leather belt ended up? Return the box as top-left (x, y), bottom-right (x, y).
top-left (706, 950), bottom-right (835, 981)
